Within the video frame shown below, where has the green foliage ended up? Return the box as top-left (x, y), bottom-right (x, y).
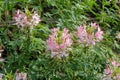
top-left (0, 0), bottom-right (120, 80)
top-left (28, 45), bottom-right (106, 80)
top-left (43, 0), bottom-right (88, 30)
top-left (32, 24), bottom-right (50, 40)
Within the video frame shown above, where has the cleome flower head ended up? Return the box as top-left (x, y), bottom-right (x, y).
top-left (15, 72), bottom-right (27, 80)
top-left (102, 60), bottom-right (120, 80)
top-left (13, 9), bottom-right (41, 29)
top-left (30, 12), bottom-right (41, 27)
top-left (46, 28), bottom-right (72, 58)
top-left (12, 10), bottom-right (28, 28)
top-left (77, 22), bottom-right (103, 46)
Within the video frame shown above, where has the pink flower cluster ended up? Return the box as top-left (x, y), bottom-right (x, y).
top-left (13, 10), bottom-right (41, 29)
top-left (16, 72), bottom-right (27, 80)
top-left (102, 60), bottom-right (120, 80)
top-left (77, 23), bottom-right (103, 46)
top-left (0, 70), bottom-right (27, 80)
top-left (46, 28), bottom-right (72, 58)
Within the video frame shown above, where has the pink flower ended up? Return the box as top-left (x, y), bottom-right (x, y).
top-left (46, 28), bottom-right (72, 58)
top-left (102, 60), bottom-right (120, 80)
top-left (92, 40), bottom-right (95, 45)
top-left (114, 74), bottom-right (120, 80)
top-left (13, 10), bottom-right (28, 28)
top-left (29, 12), bottom-right (41, 29)
top-left (95, 27), bottom-right (103, 41)
top-left (103, 68), bottom-right (113, 75)
top-left (77, 25), bottom-right (87, 44)
top-left (112, 61), bottom-right (117, 67)
top-left (90, 22), bottom-right (99, 29)
top-left (111, 60), bottom-right (120, 67)
top-left (46, 38), bottom-right (59, 51)
top-left (13, 10), bottom-right (41, 29)
top-left (51, 51), bottom-right (68, 58)
top-left (77, 23), bottom-right (103, 46)
top-left (60, 28), bottom-right (72, 48)
top-left (15, 72), bottom-right (27, 80)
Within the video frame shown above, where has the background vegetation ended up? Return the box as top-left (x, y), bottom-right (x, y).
top-left (0, 0), bottom-right (120, 80)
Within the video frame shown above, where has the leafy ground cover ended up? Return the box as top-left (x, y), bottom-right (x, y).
top-left (0, 0), bottom-right (120, 80)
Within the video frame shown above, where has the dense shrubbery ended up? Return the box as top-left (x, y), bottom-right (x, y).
top-left (0, 0), bottom-right (120, 80)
